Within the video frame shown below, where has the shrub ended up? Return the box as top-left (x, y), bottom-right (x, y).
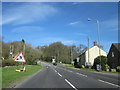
top-left (117, 66), bottom-right (120, 72)
top-left (2, 59), bottom-right (17, 67)
top-left (105, 64), bottom-right (110, 69)
top-left (93, 56), bottom-right (107, 71)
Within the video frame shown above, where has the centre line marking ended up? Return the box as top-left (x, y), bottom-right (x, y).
top-left (57, 73), bottom-right (62, 77)
top-left (55, 70), bottom-right (57, 73)
top-left (98, 79), bottom-right (120, 87)
top-left (65, 79), bottom-right (78, 90)
top-left (76, 73), bottom-right (87, 77)
top-left (68, 70), bottom-right (72, 72)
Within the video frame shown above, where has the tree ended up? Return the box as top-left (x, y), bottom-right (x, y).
top-left (93, 56), bottom-right (108, 71)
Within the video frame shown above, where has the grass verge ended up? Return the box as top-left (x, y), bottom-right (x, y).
top-left (80, 68), bottom-right (96, 72)
top-left (62, 64), bottom-right (74, 68)
top-left (0, 68), bottom-right (2, 89)
top-left (63, 64), bottom-right (120, 74)
top-left (2, 65), bottom-right (42, 88)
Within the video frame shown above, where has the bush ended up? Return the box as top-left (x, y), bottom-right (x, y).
top-left (93, 56), bottom-right (107, 71)
top-left (105, 64), bottom-right (110, 71)
top-left (2, 59), bottom-right (17, 67)
top-left (117, 66), bottom-right (120, 72)
top-left (26, 59), bottom-right (37, 65)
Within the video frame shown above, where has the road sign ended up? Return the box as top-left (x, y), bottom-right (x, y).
top-left (52, 59), bottom-right (55, 63)
top-left (77, 57), bottom-right (79, 62)
top-left (96, 64), bottom-right (101, 71)
top-left (14, 52), bottom-right (26, 62)
top-left (85, 62), bottom-right (91, 66)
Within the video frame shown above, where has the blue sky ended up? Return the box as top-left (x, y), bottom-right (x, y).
top-left (2, 2), bottom-right (118, 53)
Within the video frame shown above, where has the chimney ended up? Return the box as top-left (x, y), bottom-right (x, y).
top-left (93, 41), bottom-right (97, 46)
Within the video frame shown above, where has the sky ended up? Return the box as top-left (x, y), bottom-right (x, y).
top-left (1, 2), bottom-right (118, 53)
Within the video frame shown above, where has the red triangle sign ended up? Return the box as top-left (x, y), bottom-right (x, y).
top-left (14, 52), bottom-right (26, 62)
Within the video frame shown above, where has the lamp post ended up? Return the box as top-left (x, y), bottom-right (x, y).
top-left (87, 18), bottom-right (101, 70)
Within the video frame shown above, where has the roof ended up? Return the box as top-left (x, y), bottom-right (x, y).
top-left (78, 45), bottom-right (106, 57)
top-left (112, 43), bottom-right (120, 52)
top-left (78, 48), bottom-right (88, 56)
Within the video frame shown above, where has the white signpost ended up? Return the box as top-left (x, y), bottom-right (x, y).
top-left (96, 64), bottom-right (101, 71)
top-left (85, 62), bottom-right (91, 66)
top-left (52, 59), bottom-right (55, 64)
top-left (77, 57), bottom-right (80, 62)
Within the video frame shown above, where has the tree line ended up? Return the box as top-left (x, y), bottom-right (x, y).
top-left (1, 40), bottom-right (87, 67)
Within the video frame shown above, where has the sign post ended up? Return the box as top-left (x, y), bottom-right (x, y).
top-left (14, 52), bottom-right (26, 72)
top-left (96, 64), bottom-right (101, 71)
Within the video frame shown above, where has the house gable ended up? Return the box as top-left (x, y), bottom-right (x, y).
top-left (107, 43), bottom-right (120, 68)
top-left (78, 45), bottom-right (107, 66)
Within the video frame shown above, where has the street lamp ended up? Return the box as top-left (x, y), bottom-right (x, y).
top-left (87, 18), bottom-right (101, 70)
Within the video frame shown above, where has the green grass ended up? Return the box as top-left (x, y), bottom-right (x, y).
top-left (62, 64), bottom-right (74, 68)
top-left (2, 65), bottom-right (42, 88)
top-left (0, 68), bottom-right (2, 89)
top-left (100, 70), bottom-right (120, 74)
top-left (80, 68), bottom-right (96, 72)
top-left (62, 64), bottom-right (120, 73)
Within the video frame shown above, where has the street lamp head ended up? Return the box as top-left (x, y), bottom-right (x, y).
top-left (87, 18), bottom-right (92, 21)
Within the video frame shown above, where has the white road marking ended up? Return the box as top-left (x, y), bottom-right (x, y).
top-left (98, 79), bottom-right (120, 87)
top-left (65, 79), bottom-right (78, 90)
top-left (57, 73), bottom-right (62, 77)
top-left (55, 70), bottom-right (57, 73)
top-left (68, 70), bottom-right (72, 72)
top-left (76, 73), bottom-right (87, 77)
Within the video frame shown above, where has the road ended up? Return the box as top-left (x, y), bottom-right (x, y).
top-left (15, 62), bottom-right (120, 89)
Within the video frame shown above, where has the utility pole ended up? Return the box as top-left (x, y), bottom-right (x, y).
top-left (97, 20), bottom-right (101, 70)
top-left (87, 19), bottom-right (101, 70)
top-left (22, 39), bottom-right (25, 68)
top-left (10, 43), bottom-right (14, 58)
top-left (87, 37), bottom-right (90, 66)
top-left (70, 46), bottom-right (73, 64)
top-left (22, 39), bottom-right (25, 55)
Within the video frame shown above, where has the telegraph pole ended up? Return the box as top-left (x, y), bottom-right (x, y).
top-left (87, 19), bottom-right (101, 70)
top-left (71, 46), bottom-right (73, 64)
top-left (22, 39), bottom-right (25, 68)
top-left (87, 37), bottom-right (90, 66)
top-left (10, 43), bottom-right (14, 58)
top-left (22, 39), bottom-right (25, 55)
top-left (88, 37), bottom-right (91, 68)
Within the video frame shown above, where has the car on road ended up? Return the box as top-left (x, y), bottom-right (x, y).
top-left (53, 63), bottom-right (57, 66)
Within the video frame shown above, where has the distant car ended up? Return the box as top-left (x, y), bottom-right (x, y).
top-left (53, 63), bottom-right (57, 66)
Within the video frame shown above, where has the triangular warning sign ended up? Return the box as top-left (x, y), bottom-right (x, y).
top-left (14, 52), bottom-right (26, 62)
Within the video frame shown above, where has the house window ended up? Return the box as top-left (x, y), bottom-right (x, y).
top-left (112, 52), bottom-right (114, 57)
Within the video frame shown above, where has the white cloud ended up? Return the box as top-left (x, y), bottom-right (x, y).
top-left (11, 26), bottom-right (44, 33)
top-left (62, 40), bottom-right (77, 45)
top-left (1, 17), bottom-right (17, 25)
top-left (68, 21), bottom-right (87, 28)
top-left (2, 3), bottom-right (58, 25)
top-left (69, 21), bottom-right (79, 25)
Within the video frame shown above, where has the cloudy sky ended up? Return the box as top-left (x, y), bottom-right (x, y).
top-left (2, 2), bottom-right (118, 52)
